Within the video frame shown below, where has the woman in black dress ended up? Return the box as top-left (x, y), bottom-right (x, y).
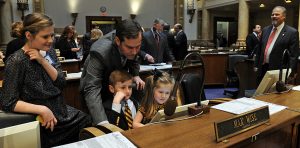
top-left (55, 25), bottom-right (80, 59)
top-left (1, 13), bottom-right (91, 147)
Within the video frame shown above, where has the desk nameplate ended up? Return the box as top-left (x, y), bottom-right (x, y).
top-left (214, 106), bottom-right (270, 142)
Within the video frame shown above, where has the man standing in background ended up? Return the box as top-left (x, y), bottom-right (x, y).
top-left (255, 6), bottom-right (299, 83)
top-left (140, 18), bottom-right (175, 64)
top-left (173, 23), bottom-right (188, 61)
top-left (246, 24), bottom-right (261, 58)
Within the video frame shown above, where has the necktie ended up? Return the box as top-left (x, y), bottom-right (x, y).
top-left (154, 32), bottom-right (160, 47)
top-left (263, 27), bottom-right (277, 63)
top-left (124, 102), bottom-right (133, 129)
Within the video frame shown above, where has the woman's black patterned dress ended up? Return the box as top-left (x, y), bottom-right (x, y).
top-left (1, 48), bottom-right (91, 147)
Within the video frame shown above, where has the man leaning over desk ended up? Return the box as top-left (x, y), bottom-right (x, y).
top-left (139, 18), bottom-right (175, 64)
top-left (80, 19), bottom-right (145, 125)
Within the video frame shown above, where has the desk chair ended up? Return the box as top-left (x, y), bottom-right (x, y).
top-left (234, 59), bottom-right (257, 97)
top-left (223, 54), bottom-right (248, 98)
top-left (181, 73), bottom-right (206, 105)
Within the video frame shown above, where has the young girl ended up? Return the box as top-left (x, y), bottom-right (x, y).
top-left (133, 71), bottom-right (174, 128)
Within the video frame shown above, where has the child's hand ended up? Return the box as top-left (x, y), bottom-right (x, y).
top-left (113, 91), bottom-right (126, 104)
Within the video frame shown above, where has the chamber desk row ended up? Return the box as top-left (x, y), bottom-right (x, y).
top-left (122, 90), bottom-right (300, 148)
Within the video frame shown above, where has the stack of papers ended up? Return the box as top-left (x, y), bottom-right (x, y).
top-left (211, 97), bottom-right (287, 115)
top-left (55, 132), bottom-right (136, 148)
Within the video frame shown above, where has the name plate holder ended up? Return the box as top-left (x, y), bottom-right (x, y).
top-left (214, 106), bottom-right (270, 142)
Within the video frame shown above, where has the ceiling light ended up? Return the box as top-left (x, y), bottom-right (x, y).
top-left (259, 4), bottom-right (265, 8)
top-left (285, 0), bottom-right (292, 3)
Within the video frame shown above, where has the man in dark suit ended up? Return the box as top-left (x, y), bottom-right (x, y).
top-left (255, 6), bottom-right (299, 82)
top-left (80, 19), bottom-right (145, 125)
top-left (162, 23), bottom-right (176, 54)
top-left (246, 24), bottom-right (261, 58)
top-left (140, 18), bottom-right (175, 64)
top-left (173, 23), bottom-right (188, 61)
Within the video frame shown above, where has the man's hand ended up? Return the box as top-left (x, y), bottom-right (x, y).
top-left (145, 54), bottom-right (155, 63)
top-left (133, 76), bottom-right (145, 90)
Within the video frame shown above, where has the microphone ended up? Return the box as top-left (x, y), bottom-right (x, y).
top-left (164, 62), bottom-right (184, 116)
top-left (164, 52), bottom-right (206, 116)
top-left (275, 49), bottom-right (290, 93)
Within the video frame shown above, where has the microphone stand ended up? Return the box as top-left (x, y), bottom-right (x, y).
top-left (164, 52), bottom-right (210, 116)
top-left (185, 52), bottom-right (210, 116)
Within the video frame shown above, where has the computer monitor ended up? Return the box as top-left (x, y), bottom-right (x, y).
top-left (149, 100), bottom-right (209, 123)
top-left (0, 121), bottom-right (41, 148)
top-left (254, 69), bottom-right (291, 96)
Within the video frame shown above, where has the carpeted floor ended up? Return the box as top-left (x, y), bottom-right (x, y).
top-left (204, 87), bottom-right (238, 100)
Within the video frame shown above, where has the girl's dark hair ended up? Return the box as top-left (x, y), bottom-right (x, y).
top-left (115, 19), bottom-right (142, 42)
top-left (21, 13), bottom-right (54, 39)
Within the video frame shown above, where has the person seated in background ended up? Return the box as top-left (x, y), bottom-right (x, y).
top-left (82, 28), bottom-right (103, 63)
top-left (133, 70), bottom-right (174, 128)
top-left (4, 21), bottom-right (26, 63)
top-left (0, 13), bottom-right (92, 148)
top-left (139, 18), bottom-right (175, 64)
top-left (55, 25), bottom-right (80, 59)
top-left (105, 70), bottom-right (139, 130)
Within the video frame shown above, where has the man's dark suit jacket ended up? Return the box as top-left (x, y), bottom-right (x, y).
top-left (255, 24), bottom-right (299, 78)
top-left (140, 30), bottom-right (175, 64)
top-left (174, 30), bottom-right (188, 61)
top-left (80, 31), bottom-right (140, 124)
top-left (105, 98), bottom-right (139, 130)
top-left (246, 32), bottom-right (260, 58)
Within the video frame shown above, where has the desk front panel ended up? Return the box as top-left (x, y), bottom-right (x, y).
top-left (201, 54), bottom-right (228, 85)
top-left (122, 108), bottom-right (299, 147)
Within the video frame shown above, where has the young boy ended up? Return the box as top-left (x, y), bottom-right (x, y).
top-left (105, 70), bottom-right (139, 130)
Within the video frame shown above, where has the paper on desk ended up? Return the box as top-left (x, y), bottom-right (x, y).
top-left (211, 97), bottom-right (286, 115)
top-left (292, 85), bottom-right (300, 91)
top-left (140, 64), bottom-right (172, 72)
top-left (66, 72), bottom-right (82, 80)
top-left (54, 132), bottom-right (136, 148)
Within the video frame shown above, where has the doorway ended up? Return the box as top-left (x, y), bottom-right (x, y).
top-left (213, 17), bottom-right (237, 48)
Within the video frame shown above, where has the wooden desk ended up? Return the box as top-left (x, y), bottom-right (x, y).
top-left (201, 53), bottom-right (228, 85)
top-left (122, 91), bottom-right (300, 147)
top-left (60, 59), bottom-right (82, 73)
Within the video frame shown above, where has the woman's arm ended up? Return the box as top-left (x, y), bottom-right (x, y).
top-left (24, 48), bottom-right (58, 81)
top-left (133, 111), bottom-right (145, 128)
top-left (14, 100), bottom-right (57, 131)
